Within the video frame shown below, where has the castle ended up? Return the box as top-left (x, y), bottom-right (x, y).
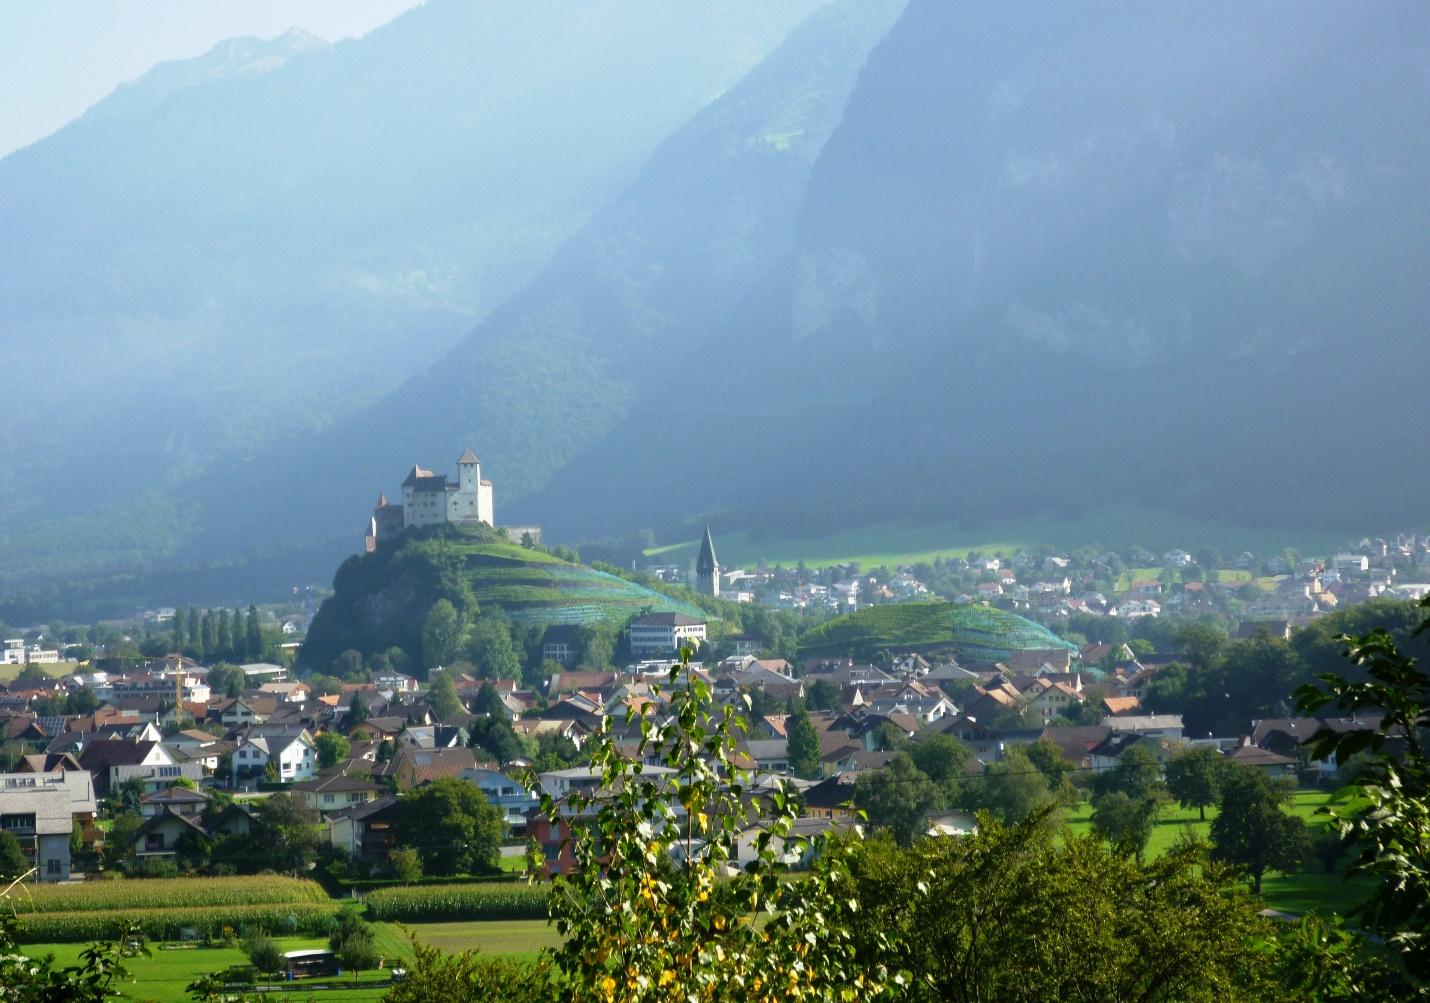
top-left (365, 450), bottom-right (494, 552)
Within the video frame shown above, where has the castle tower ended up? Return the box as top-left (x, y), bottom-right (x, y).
top-left (696, 526), bottom-right (720, 598)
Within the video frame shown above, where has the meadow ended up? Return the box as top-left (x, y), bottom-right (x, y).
top-left (647, 509), bottom-right (1356, 572)
top-left (1063, 790), bottom-right (1373, 917)
top-left (25, 919), bottom-right (561, 1003)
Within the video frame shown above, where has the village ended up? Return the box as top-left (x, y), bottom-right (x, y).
top-left (0, 527), bottom-right (1423, 885)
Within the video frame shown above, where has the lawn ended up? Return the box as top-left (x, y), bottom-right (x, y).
top-left (1063, 790), bottom-right (1372, 918)
top-left (22, 920), bottom-right (561, 1002)
top-left (0, 660), bottom-right (78, 683)
top-left (645, 509), bottom-right (1355, 572)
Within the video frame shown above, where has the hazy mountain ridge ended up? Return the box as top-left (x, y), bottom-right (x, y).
top-left (176, 0), bottom-right (907, 561)
top-left (524, 0), bottom-right (1430, 541)
top-left (0, 0), bottom-right (825, 587)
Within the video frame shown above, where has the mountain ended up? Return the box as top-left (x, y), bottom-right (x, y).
top-left (158, 0), bottom-right (908, 570)
top-left (0, 0), bottom-right (823, 587)
top-left (523, 0), bottom-right (1430, 540)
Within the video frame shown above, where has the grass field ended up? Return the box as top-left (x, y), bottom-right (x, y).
top-left (647, 510), bottom-right (1359, 572)
top-left (1063, 791), bottom-right (1372, 917)
top-left (0, 660), bottom-right (78, 683)
top-left (24, 919), bottom-right (561, 1003)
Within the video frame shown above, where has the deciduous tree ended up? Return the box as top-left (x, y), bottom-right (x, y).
top-left (1210, 766), bottom-right (1307, 894)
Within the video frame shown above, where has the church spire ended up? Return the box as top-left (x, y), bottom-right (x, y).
top-left (696, 526), bottom-right (720, 598)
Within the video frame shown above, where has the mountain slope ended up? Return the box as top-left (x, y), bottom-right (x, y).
top-left (183, 0), bottom-right (907, 562)
top-left (0, 0), bottom-right (822, 586)
top-left (526, 0), bottom-right (1430, 540)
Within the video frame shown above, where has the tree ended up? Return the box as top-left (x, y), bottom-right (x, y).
top-left (258, 792), bottom-right (321, 875)
top-left (245, 933), bottom-right (283, 978)
top-left (1092, 790), bottom-right (1156, 861)
top-left (1210, 766), bottom-right (1307, 894)
top-left (907, 733), bottom-right (971, 802)
top-left (330, 905), bottom-right (380, 974)
top-left (526, 645), bottom-right (882, 1003)
top-left (103, 812), bottom-right (142, 871)
top-left (348, 692), bottom-right (370, 727)
top-left (467, 616), bottom-right (522, 680)
top-left (172, 609), bottom-right (186, 650)
top-left (422, 599), bottom-right (466, 671)
top-left (468, 715), bottom-right (529, 765)
top-left (1024, 736), bottom-right (1078, 805)
top-left (334, 648), bottom-right (366, 680)
top-left (0, 831), bottom-right (29, 879)
top-left (786, 702), bottom-right (821, 780)
top-left (472, 683), bottom-right (507, 718)
top-left (65, 686), bottom-right (99, 715)
top-left (392, 777), bottom-right (504, 876)
top-left (245, 605), bottom-right (263, 661)
top-left (577, 623), bottom-right (615, 669)
top-left (315, 732), bottom-right (351, 769)
top-left (216, 609), bottom-right (232, 662)
top-left (1092, 742), bottom-right (1165, 805)
top-left (389, 845), bottom-right (423, 882)
top-left (805, 678), bottom-right (839, 712)
top-left (842, 816), bottom-right (1282, 1003)
top-left (1165, 746), bottom-right (1227, 820)
top-left (207, 663), bottom-right (245, 699)
top-left (1295, 596), bottom-right (1430, 981)
top-left (428, 671), bottom-right (466, 722)
top-left (971, 746), bottom-right (1057, 825)
top-left (855, 753), bottom-right (944, 845)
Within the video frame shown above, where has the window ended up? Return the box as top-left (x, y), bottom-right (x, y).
top-left (46, 859), bottom-right (61, 875)
top-left (1, 814), bottom-right (35, 831)
top-left (323, 794), bottom-right (334, 804)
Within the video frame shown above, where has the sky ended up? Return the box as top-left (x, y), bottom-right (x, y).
top-left (0, 0), bottom-right (422, 159)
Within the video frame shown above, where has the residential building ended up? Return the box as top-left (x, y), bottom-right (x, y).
top-left (0, 769), bottom-right (96, 880)
top-left (628, 613), bottom-right (707, 657)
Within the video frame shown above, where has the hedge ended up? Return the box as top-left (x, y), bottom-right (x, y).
top-left (13, 902), bottom-right (340, 943)
top-left (364, 882), bottom-right (548, 922)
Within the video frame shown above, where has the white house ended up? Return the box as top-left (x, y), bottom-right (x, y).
top-left (628, 613), bottom-right (707, 657)
top-left (0, 770), bottom-right (96, 881)
top-left (232, 729), bottom-right (317, 784)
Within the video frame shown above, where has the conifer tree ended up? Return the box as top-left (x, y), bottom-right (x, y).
top-left (245, 605), bottom-right (262, 662)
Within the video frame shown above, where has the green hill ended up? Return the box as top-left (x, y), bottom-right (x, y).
top-left (798, 601), bottom-right (1077, 663)
top-left (300, 524), bottom-right (703, 672)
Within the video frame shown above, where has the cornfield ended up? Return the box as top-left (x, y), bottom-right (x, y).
top-left (2, 876), bottom-right (328, 914)
top-left (364, 882), bottom-right (548, 922)
top-left (12, 902), bottom-right (338, 943)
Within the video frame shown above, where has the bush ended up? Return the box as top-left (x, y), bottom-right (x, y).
top-left (244, 934), bottom-right (283, 976)
top-left (389, 846), bottom-right (423, 883)
top-left (364, 883), bottom-right (547, 922)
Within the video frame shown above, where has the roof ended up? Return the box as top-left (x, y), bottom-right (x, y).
top-left (697, 526), bottom-right (719, 575)
top-left (457, 449), bottom-right (479, 464)
top-left (78, 739), bottom-right (164, 771)
top-left (630, 613), bottom-right (705, 628)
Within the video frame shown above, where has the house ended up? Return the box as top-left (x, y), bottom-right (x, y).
top-left (462, 767), bottom-right (537, 832)
top-left (0, 769), bottom-right (97, 880)
top-left (291, 772), bottom-right (385, 814)
top-left (231, 729), bottom-right (318, 784)
top-left (1223, 739), bottom-right (1297, 778)
top-left (139, 785), bottom-right (208, 819)
top-left (1104, 714), bottom-right (1184, 741)
top-left (628, 613), bottom-right (707, 657)
top-left (77, 740), bottom-right (187, 798)
top-left (801, 774), bottom-right (859, 819)
top-left (383, 746), bottom-right (484, 791)
top-left (326, 794), bottom-right (401, 862)
top-left (540, 625), bottom-right (582, 668)
top-left (132, 809), bottom-right (209, 862)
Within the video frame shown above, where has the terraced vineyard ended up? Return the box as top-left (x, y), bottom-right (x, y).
top-left (302, 524), bottom-right (706, 669)
top-left (798, 601), bottom-right (1078, 661)
top-left (459, 542), bottom-right (703, 629)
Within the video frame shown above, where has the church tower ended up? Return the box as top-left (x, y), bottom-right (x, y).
top-left (696, 526), bottom-right (720, 598)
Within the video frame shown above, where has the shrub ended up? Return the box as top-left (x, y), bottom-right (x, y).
top-left (244, 934), bottom-right (283, 976)
top-left (389, 846), bottom-right (423, 883)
